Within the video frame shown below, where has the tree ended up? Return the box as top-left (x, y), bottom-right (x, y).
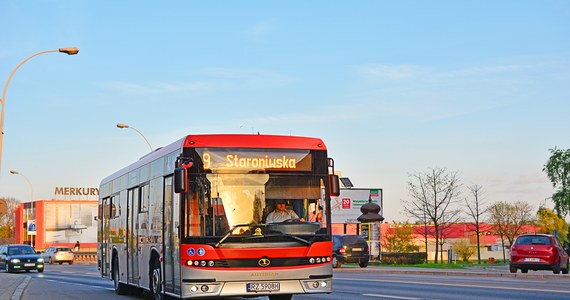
top-left (487, 201), bottom-right (534, 261)
top-left (0, 197), bottom-right (19, 245)
top-left (464, 185), bottom-right (488, 264)
top-left (452, 238), bottom-right (476, 262)
top-left (543, 148), bottom-right (570, 216)
top-left (536, 207), bottom-right (569, 244)
top-left (402, 167), bottom-right (462, 263)
top-left (383, 222), bottom-right (419, 253)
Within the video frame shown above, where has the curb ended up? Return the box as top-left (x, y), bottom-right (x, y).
top-left (11, 276), bottom-right (31, 300)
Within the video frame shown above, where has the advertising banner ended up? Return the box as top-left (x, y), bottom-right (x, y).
top-left (331, 188), bottom-right (382, 224)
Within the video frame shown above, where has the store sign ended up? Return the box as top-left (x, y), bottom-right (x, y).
top-left (27, 220), bottom-right (36, 235)
top-left (54, 187), bottom-right (99, 196)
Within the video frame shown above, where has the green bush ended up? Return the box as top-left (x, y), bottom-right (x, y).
top-left (381, 252), bottom-right (426, 265)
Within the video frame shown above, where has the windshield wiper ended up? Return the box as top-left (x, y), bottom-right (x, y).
top-left (243, 231), bottom-right (312, 246)
top-left (215, 223), bottom-right (252, 248)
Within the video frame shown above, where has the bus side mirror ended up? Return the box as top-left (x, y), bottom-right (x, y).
top-left (329, 174), bottom-right (340, 196)
top-left (174, 168), bottom-right (187, 193)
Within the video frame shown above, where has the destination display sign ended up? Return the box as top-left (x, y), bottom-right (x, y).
top-left (197, 148), bottom-right (312, 172)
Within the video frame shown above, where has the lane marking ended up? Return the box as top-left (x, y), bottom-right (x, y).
top-left (362, 293), bottom-right (422, 300)
top-left (334, 277), bottom-right (570, 294)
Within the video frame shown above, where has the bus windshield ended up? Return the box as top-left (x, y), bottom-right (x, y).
top-left (182, 172), bottom-right (327, 243)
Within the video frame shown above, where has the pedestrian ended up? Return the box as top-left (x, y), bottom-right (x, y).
top-left (74, 241), bottom-right (80, 252)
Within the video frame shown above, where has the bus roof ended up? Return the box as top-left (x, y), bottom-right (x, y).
top-left (182, 134), bottom-right (326, 150)
top-left (100, 134), bottom-right (327, 186)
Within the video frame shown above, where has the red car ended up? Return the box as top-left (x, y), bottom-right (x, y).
top-left (510, 233), bottom-right (569, 274)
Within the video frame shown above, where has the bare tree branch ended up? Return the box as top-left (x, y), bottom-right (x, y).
top-left (464, 185), bottom-right (489, 264)
top-left (402, 167), bottom-right (462, 263)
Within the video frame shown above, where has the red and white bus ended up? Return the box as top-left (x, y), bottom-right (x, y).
top-left (98, 134), bottom-right (340, 299)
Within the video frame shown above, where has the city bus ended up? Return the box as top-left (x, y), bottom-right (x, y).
top-left (97, 134), bottom-right (340, 300)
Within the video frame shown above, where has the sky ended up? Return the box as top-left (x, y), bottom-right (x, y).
top-left (1, 1), bottom-right (569, 222)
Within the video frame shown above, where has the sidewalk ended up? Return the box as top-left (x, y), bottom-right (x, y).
top-left (0, 273), bottom-right (31, 300)
top-left (335, 263), bottom-right (570, 279)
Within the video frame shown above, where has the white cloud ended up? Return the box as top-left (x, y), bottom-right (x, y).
top-left (451, 63), bottom-right (551, 77)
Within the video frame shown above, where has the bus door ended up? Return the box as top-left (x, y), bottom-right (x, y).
top-left (164, 176), bottom-right (181, 294)
top-left (127, 188), bottom-right (139, 285)
top-left (100, 197), bottom-right (110, 277)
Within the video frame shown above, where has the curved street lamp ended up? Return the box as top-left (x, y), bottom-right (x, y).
top-left (0, 47), bottom-right (79, 172)
top-left (10, 169), bottom-right (34, 202)
top-left (10, 169), bottom-right (36, 247)
top-left (116, 123), bottom-right (153, 151)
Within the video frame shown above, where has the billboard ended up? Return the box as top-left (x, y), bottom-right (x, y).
top-left (44, 202), bottom-right (97, 243)
top-left (331, 188), bottom-right (382, 224)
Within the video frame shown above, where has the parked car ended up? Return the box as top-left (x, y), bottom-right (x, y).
top-left (0, 244), bottom-right (44, 273)
top-left (510, 233), bottom-right (569, 274)
top-left (332, 234), bottom-right (369, 268)
top-left (41, 246), bottom-right (75, 264)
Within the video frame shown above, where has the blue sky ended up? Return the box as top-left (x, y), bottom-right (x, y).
top-left (1, 1), bottom-right (569, 221)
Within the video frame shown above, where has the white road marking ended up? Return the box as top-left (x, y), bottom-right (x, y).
top-left (334, 277), bottom-right (570, 294)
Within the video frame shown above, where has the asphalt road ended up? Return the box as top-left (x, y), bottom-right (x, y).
top-left (9, 263), bottom-right (570, 300)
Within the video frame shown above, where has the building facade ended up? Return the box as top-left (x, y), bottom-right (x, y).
top-left (14, 199), bottom-right (97, 250)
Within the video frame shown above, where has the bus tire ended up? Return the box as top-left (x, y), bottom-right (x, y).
top-left (113, 258), bottom-right (128, 295)
top-left (151, 259), bottom-right (163, 300)
top-left (332, 256), bottom-right (341, 268)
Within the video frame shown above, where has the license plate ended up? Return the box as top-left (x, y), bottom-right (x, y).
top-left (352, 248), bottom-right (362, 251)
top-left (247, 282), bottom-right (280, 292)
top-left (524, 258), bottom-right (540, 262)
top-left (24, 263), bottom-right (35, 267)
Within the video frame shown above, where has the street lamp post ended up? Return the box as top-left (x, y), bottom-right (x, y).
top-left (116, 123), bottom-right (153, 151)
top-left (9, 170), bottom-right (33, 202)
top-left (0, 47), bottom-right (79, 172)
top-left (10, 169), bottom-right (35, 247)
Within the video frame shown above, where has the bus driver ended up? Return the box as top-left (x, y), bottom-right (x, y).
top-left (265, 199), bottom-right (305, 223)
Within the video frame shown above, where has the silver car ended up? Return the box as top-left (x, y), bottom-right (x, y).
top-left (41, 246), bottom-right (75, 264)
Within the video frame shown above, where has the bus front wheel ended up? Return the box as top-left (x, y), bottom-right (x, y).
top-left (113, 258), bottom-right (128, 295)
top-left (151, 259), bottom-right (163, 300)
